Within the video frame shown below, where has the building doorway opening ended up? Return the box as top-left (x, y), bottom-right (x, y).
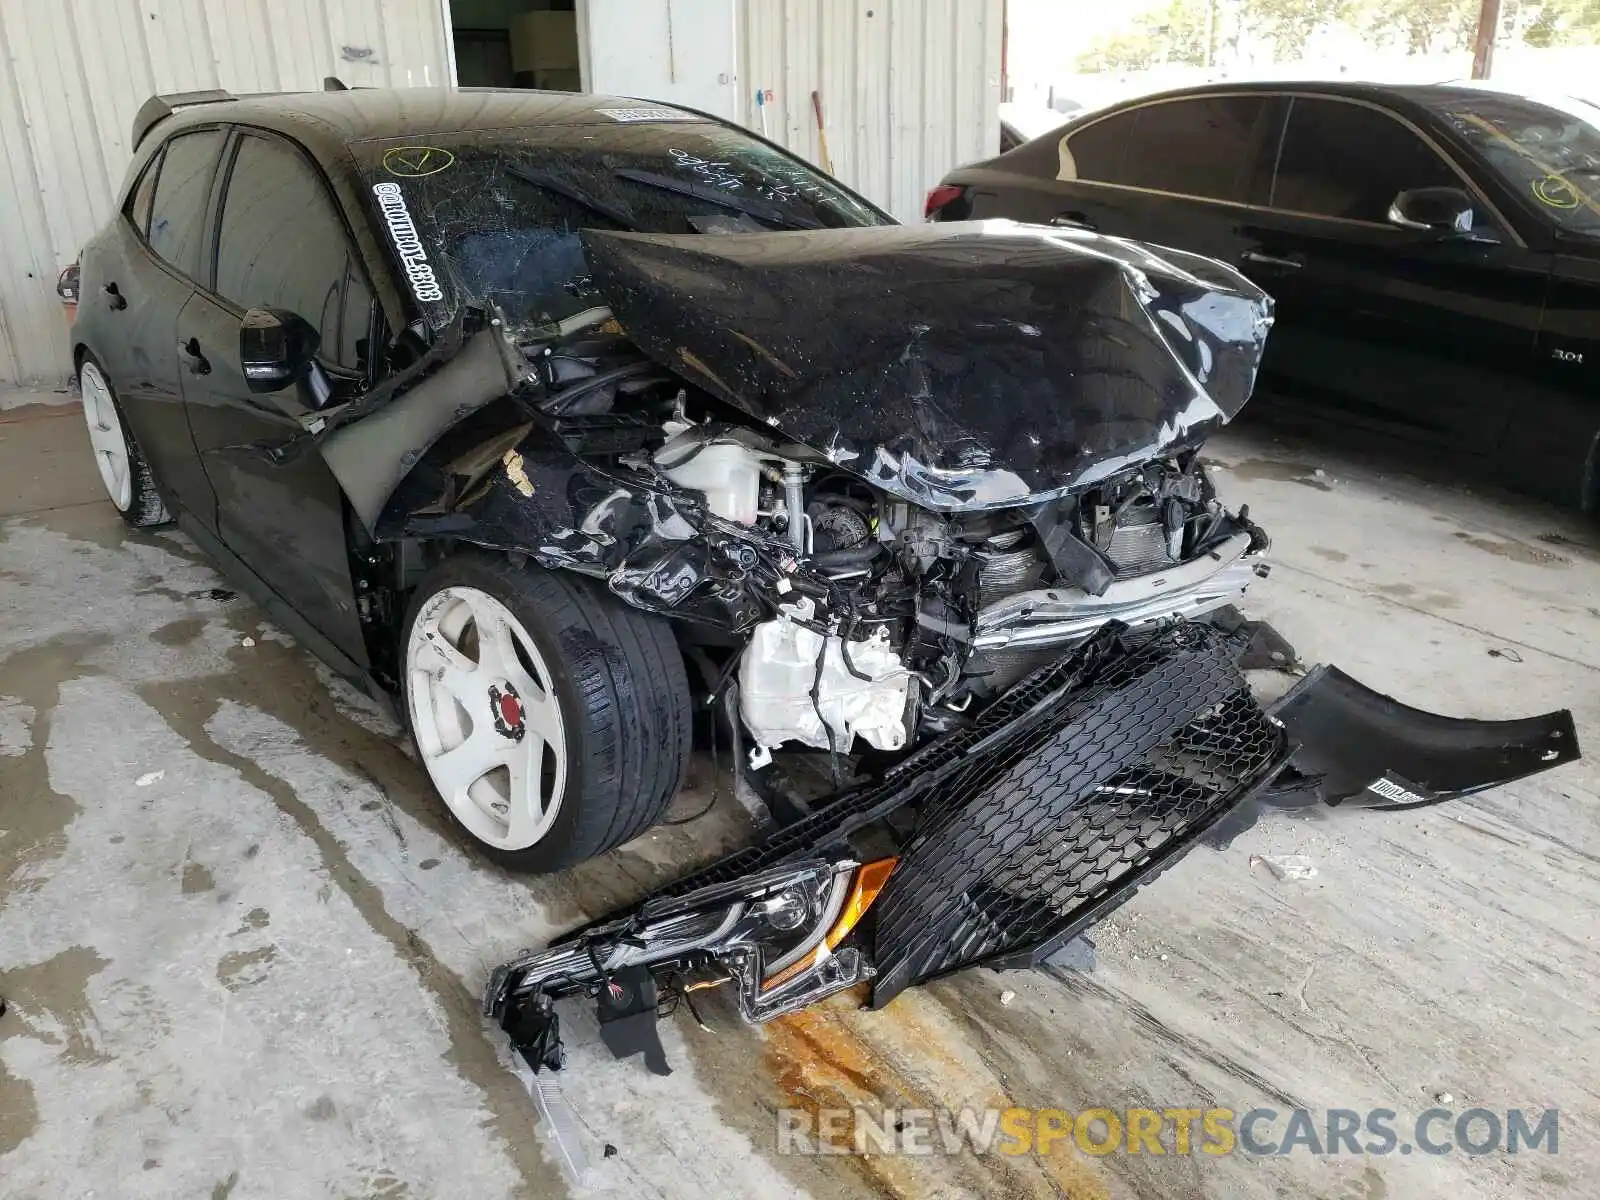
top-left (448, 0), bottom-right (580, 90)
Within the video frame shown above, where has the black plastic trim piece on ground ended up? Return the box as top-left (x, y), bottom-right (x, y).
top-left (1271, 663), bottom-right (1580, 809)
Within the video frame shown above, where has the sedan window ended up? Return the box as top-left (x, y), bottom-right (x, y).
top-left (215, 134), bottom-right (372, 371)
top-left (1057, 111), bottom-right (1133, 184)
top-left (1272, 98), bottom-right (1457, 223)
top-left (146, 129), bottom-right (225, 278)
top-left (1061, 96), bottom-right (1274, 204)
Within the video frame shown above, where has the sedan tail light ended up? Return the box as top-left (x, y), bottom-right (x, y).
top-left (923, 184), bottom-right (966, 221)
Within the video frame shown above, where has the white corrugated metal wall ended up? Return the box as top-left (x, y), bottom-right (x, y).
top-left (0, 0), bottom-right (451, 385)
top-left (738, 0), bottom-right (1002, 223)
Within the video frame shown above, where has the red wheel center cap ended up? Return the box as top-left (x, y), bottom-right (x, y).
top-left (488, 682), bottom-right (526, 742)
top-left (498, 691), bottom-right (523, 727)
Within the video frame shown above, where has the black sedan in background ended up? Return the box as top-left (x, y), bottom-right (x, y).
top-left (930, 82), bottom-right (1600, 510)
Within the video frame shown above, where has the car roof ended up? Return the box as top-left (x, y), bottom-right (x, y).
top-left (1080, 78), bottom-right (1556, 115)
top-left (143, 86), bottom-right (711, 160)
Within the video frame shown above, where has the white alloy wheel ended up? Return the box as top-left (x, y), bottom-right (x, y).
top-left (80, 360), bottom-right (132, 511)
top-left (406, 585), bottom-right (569, 851)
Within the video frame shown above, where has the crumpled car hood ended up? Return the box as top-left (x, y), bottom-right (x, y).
top-left (581, 219), bottom-right (1273, 511)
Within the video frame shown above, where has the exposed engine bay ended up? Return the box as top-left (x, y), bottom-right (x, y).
top-left (362, 304), bottom-right (1267, 768)
top-left (333, 220), bottom-right (1279, 773)
top-left (655, 415), bottom-right (1266, 757)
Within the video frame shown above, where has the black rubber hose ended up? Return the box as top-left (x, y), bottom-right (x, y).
top-left (839, 612), bottom-right (875, 682)
top-left (812, 542), bottom-right (886, 572)
top-left (547, 362), bottom-right (668, 414)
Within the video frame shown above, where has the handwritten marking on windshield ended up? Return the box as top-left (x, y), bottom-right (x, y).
top-left (1532, 175), bottom-right (1581, 209)
top-left (597, 106), bottom-right (703, 123)
top-left (663, 146), bottom-right (832, 207)
top-left (667, 147), bottom-right (744, 189)
top-left (383, 145), bottom-right (455, 177)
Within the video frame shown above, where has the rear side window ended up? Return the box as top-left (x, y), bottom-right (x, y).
top-left (215, 134), bottom-right (372, 370)
top-left (147, 129), bottom-right (225, 277)
top-left (1059, 113), bottom-right (1134, 184)
top-left (125, 150), bottom-right (163, 237)
top-left (1062, 97), bottom-right (1273, 203)
top-left (1271, 98), bottom-right (1457, 222)
top-left (1063, 97), bottom-right (1273, 203)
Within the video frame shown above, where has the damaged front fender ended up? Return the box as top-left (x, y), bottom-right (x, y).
top-left (373, 404), bottom-right (804, 631)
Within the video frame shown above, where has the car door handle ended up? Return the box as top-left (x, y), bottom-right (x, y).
top-left (1241, 250), bottom-right (1303, 271)
top-left (1050, 212), bottom-right (1096, 230)
top-left (179, 336), bottom-right (211, 376)
top-left (104, 281), bottom-right (127, 311)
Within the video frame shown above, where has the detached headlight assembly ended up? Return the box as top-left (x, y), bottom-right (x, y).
top-left (484, 857), bottom-right (897, 1073)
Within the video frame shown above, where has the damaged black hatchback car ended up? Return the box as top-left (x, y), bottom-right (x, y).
top-left (76, 86), bottom-right (1579, 1063)
top-left (74, 86), bottom-right (1283, 870)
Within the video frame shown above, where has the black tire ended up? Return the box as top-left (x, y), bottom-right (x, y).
top-left (78, 353), bottom-right (171, 528)
top-left (401, 550), bottom-right (692, 872)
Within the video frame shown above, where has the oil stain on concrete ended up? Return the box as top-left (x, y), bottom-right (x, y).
top-left (1452, 530), bottom-right (1567, 566)
top-left (180, 859), bottom-right (215, 895)
top-left (151, 615), bottom-right (208, 647)
top-left (215, 946), bottom-right (277, 991)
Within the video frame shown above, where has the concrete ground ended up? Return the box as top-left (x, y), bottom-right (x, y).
top-left (1, 386), bottom-right (1596, 1200)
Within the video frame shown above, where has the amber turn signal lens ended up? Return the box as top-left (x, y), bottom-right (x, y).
top-left (825, 857), bottom-right (896, 950)
top-left (761, 858), bottom-right (896, 993)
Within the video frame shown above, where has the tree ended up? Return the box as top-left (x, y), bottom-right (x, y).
top-left (1352, 0), bottom-right (1480, 54)
top-left (1236, 0), bottom-right (1358, 61)
top-left (1521, 0), bottom-right (1600, 46)
top-left (1076, 0), bottom-right (1216, 72)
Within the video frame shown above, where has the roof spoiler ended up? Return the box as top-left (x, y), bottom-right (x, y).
top-left (131, 89), bottom-right (236, 150)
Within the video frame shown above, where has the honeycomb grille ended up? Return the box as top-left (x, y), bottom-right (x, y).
top-left (869, 630), bottom-right (1285, 1002)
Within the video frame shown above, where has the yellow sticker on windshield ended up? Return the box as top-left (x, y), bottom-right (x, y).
top-left (1532, 175), bottom-right (1580, 209)
top-left (383, 145), bottom-right (455, 178)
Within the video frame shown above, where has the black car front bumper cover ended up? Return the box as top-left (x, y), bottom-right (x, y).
top-left (483, 620), bottom-right (1579, 1075)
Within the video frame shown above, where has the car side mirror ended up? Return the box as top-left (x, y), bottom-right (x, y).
top-left (1387, 187), bottom-right (1482, 238)
top-left (240, 307), bottom-right (323, 396)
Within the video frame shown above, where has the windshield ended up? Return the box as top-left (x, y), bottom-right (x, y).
top-left (353, 118), bottom-right (891, 330)
top-left (1423, 90), bottom-right (1600, 235)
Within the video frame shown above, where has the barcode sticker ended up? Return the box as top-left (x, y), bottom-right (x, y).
top-left (595, 105), bottom-right (703, 123)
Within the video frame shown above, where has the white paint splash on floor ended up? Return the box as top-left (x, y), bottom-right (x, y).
top-left (0, 677), bottom-right (524, 1198)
